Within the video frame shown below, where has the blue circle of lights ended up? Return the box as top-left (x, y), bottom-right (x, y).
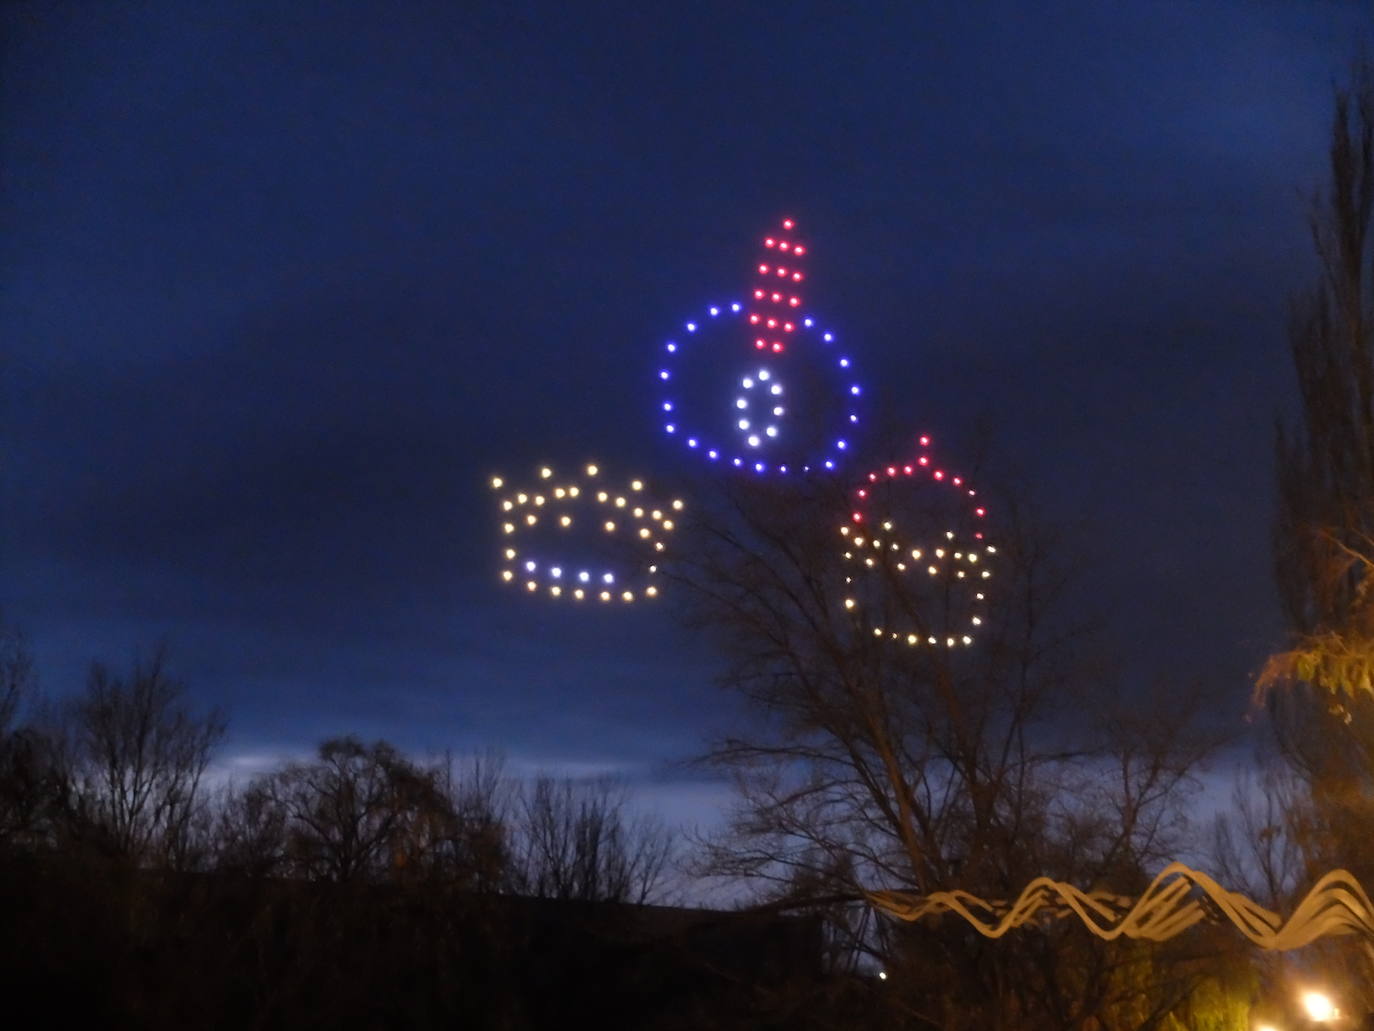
top-left (657, 302), bottom-right (862, 474)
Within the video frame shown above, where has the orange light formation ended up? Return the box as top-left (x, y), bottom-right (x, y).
top-left (867, 862), bottom-right (1374, 949)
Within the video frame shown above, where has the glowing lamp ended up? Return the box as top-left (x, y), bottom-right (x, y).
top-left (1301, 992), bottom-right (1336, 1023)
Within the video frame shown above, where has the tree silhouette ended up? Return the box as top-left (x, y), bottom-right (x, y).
top-left (513, 775), bottom-right (675, 904)
top-left (1257, 62), bottom-right (1374, 1018)
top-left (674, 466), bottom-right (1235, 1029)
top-left (1267, 65), bottom-right (1374, 701)
top-left (55, 648), bottom-right (225, 866)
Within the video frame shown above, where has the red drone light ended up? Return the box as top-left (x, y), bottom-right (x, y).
top-left (745, 217), bottom-right (809, 352)
top-left (842, 448), bottom-right (992, 648)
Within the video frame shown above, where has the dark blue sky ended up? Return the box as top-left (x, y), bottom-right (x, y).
top-left (3, 1), bottom-right (1371, 822)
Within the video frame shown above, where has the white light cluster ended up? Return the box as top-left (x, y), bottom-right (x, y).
top-left (491, 464), bottom-right (682, 604)
top-left (733, 367), bottom-right (785, 449)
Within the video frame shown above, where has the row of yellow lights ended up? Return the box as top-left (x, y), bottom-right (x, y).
top-left (841, 524), bottom-right (994, 578)
top-left (497, 573), bottom-right (660, 603)
top-left (839, 524), bottom-right (994, 647)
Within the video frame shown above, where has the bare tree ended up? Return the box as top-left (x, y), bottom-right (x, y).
top-left (674, 466), bottom-right (1234, 1029)
top-left (254, 736), bottom-right (450, 883)
top-left (57, 647), bottom-right (226, 867)
top-left (1257, 62), bottom-right (1374, 1016)
top-left (0, 614), bottom-right (49, 850)
top-left (213, 740), bottom-right (515, 892)
top-left (513, 775), bottom-right (675, 904)
top-left (434, 750), bottom-right (512, 892)
top-left (212, 778), bottom-right (290, 877)
top-left (1211, 764), bottom-right (1306, 911)
top-left (0, 613), bottom-right (33, 738)
top-left (1266, 64), bottom-right (1374, 701)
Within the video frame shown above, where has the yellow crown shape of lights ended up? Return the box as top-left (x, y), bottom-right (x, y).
top-left (490, 464), bottom-right (683, 604)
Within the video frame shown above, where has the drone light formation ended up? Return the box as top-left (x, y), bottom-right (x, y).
top-left (491, 463), bottom-right (680, 604)
top-left (657, 218), bottom-right (863, 475)
top-left (489, 214), bottom-right (1000, 656)
top-left (750, 218), bottom-right (807, 353)
top-left (839, 435), bottom-right (994, 647)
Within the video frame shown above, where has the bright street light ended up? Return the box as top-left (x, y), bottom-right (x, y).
top-left (1301, 990), bottom-right (1337, 1023)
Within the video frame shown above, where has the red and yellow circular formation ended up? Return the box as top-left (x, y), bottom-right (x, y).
top-left (839, 436), bottom-right (995, 647)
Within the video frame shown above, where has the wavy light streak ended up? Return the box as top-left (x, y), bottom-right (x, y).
top-left (866, 862), bottom-right (1374, 949)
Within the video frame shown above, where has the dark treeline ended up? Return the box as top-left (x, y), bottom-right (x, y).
top-left (0, 627), bottom-right (840, 1029)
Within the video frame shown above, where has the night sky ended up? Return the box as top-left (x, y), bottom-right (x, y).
top-left (4, 2), bottom-right (1372, 829)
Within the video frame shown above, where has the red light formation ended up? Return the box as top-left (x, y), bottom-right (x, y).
top-left (751, 217), bottom-right (806, 352)
top-left (851, 435), bottom-right (986, 542)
